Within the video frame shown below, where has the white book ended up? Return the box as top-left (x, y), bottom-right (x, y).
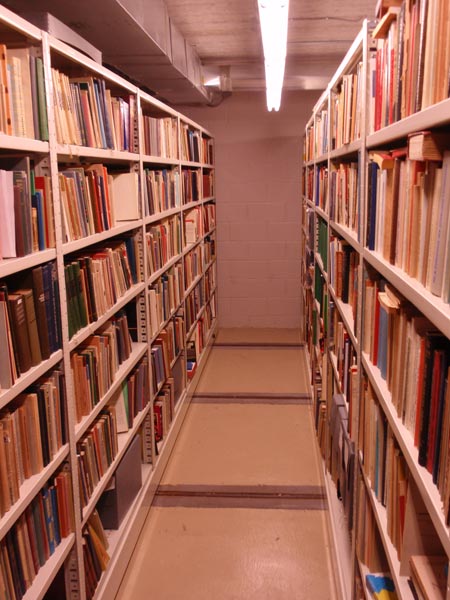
top-left (110, 171), bottom-right (140, 221)
top-left (0, 169), bottom-right (16, 257)
top-left (429, 151), bottom-right (450, 295)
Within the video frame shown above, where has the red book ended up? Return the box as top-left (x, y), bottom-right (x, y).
top-left (426, 349), bottom-right (444, 473)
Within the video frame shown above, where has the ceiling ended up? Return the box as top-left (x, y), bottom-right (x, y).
top-left (3, 0), bottom-right (377, 105)
top-left (164, 0), bottom-right (377, 90)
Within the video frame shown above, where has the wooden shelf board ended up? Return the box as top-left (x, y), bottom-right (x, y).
top-left (62, 221), bottom-right (141, 255)
top-left (0, 249), bottom-right (57, 279)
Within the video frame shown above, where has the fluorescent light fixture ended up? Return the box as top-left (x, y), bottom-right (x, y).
top-left (257, 0), bottom-right (290, 111)
top-left (204, 76), bottom-right (221, 87)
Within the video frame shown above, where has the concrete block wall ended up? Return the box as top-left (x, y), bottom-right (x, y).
top-left (181, 90), bottom-right (318, 328)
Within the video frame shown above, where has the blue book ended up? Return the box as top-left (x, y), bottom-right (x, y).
top-left (377, 299), bottom-right (388, 380)
top-left (41, 487), bottom-right (56, 555)
top-left (367, 161), bottom-right (379, 250)
top-left (32, 191), bottom-right (46, 250)
top-left (366, 573), bottom-right (397, 599)
top-left (50, 485), bottom-right (61, 546)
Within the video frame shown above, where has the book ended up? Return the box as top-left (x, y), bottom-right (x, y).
top-left (409, 555), bottom-right (448, 600)
top-left (365, 573), bottom-right (398, 599)
top-left (109, 171), bottom-right (139, 221)
top-left (16, 288), bottom-right (42, 367)
top-left (408, 130), bottom-right (449, 161)
top-left (8, 292), bottom-right (32, 374)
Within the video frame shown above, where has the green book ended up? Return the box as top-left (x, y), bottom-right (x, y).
top-left (35, 57), bottom-right (49, 141)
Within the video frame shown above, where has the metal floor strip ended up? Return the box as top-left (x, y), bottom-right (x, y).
top-left (212, 342), bottom-right (305, 349)
top-left (191, 392), bottom-right (312, 405)
top-left (154, 484), bottom-right (327, 511)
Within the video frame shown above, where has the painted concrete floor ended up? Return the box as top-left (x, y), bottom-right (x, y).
top-left (115, 329), bottom-right (340, 599)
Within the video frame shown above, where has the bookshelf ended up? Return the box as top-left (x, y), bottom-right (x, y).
top-left (302, 6), bottom-right (450, 599)
top-left (0, 5), bottom-right (217, 600)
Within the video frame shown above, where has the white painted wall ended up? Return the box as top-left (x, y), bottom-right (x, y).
top-left (181, 89), bottom-right (318, 328)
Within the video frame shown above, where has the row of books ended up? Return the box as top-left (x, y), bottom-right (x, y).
top-left (184, 206), bottom-right (204, 246)
top-left (51, 68), bottom-right (137, 152)
top-left (303, 165), bottom-right (314, 200)
top-left (205, 263), bottom-right (217, 298)
top-left (331, 62), bottom-right (363, 149)
top-left (0, 467), bottom-right (73, 600)
top-left (203, 235), bottom-right (216, 266)
top-left (113, 357), bottom-right (150, 434)
top-left (362, 276), bottom-right (450, 515)
top-left (181, 168), bottom-right (200, 205)
top-left (186, 336), bottom-right (197, 381)
top-left (77, 407), bottom-right (118, 509)
top-left (356, 480), bottom-right (393, 574)
top-left (185, 281), bottom-right (206, 333)
top-left (184, 245), bottom-right (204, 289)
top-left (329, 161), bottom-right (359, 233)
top-left (327, 394), bottom-right (355, 527)
top-left (154, 378), bottom-right (175, 445)
top-left (314, 265), bottom-right (328, 338)
top-left (60, 165), bottom-right (139, 243)
top-left (202, 171), bottom-right (214, 198)
top-left (141, 115), bottom-right (178, 159)
top-left (151, 334), bottom-right (172, 392)
top-left (146, 216), bottom-right (182, 277)
top-left (143, 168), bottom-right (180, 217)
top-left (148, 265), bottom-right (183, 337)
top-left (0, 45), bottom-right (48, 141)
top-left (0, 370), bottom-right (67, 518)
top-left (360, 380), bottom-right (390, 506)
top-left (203, 204), bottom-right (216, 237)
top-left (314, 165), bottom-right (328, 212)
top-left (328, 237), bottom-right (359, 310)
top-left (186, 299), bottom-right (215, 380)
top-left (329, 313), bottom-right (358, 412)
top-left (189, 318), bottom-right (207, 367)
top-left (166, 316), bottom-right (185, 365)
top-left (180, 125), bottom-right (200, 163)
top-left (315, 109), bottom-right (329, 158)
top-left (64, 235), bottom-right (141, 339)
top-left (0, 160), bottom-right (54, 259)
top-left (0, 262), bottom-right (61, 390)
top-left (202, 137), bottom-right (214, 166)
top-left (367, 144), bottom-right (450, 303)
top-left (371, 0), bottom-right (450, 132)
top-left (82, 510), bottom-right (109, 600)
top-left (316, 216), bottom-right (328, 269)
top-left (303, 122), bottom-right (314, 163)
top-left (71, 311), bottom-right (133, 423)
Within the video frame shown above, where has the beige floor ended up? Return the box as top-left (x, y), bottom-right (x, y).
top-left (215, 327), bottom-right (302, 345)
top-left (195, 346), bottom-right (309, 395)
top-left (115, 329), bottom-right (339, 600)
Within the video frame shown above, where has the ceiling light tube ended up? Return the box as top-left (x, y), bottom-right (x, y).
top-left (257, 0), bottom-right (290, 111)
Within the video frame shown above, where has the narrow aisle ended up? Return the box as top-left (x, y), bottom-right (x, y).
top-left (116, 329), bottom-right (340, 600)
